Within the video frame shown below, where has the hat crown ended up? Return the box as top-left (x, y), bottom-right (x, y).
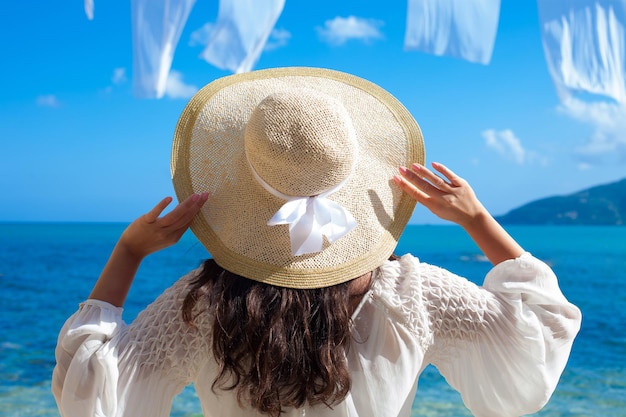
top-left (244, 89), bottom-right (356, 197)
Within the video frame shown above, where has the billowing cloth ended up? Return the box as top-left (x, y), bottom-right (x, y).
top-left (200, 0), bottom-right (285, 73)
top-left (404, 0), bottom-right (501, 64)
top-left (538, 0), bottom-right (626, 103)
top-left (52, 253), bottom-right (581, 417)
top-left (131, 0), bottom-right (196, 98)
top-left (84, 0), bottom-right (93, 20)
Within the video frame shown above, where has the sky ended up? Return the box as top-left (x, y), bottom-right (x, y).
top-left (1, 0), bottom-right (625, 224)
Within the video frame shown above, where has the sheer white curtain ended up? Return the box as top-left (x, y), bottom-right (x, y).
top-left (200, 0), bottom-right (285, 73)
top-left (131, 0), bottom-right (196, 98)
top-left (84, 0), bottom-right (94, 20)
top-left (538, 0), bottom-right (626, 103)
top-left (404, 0), bottom-right (501, 64)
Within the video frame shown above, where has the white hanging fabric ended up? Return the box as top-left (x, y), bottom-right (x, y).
top-left (200, 0), bottom-right (285, 73)
top-left (131, 0), bottom-right (196, 98)
top-left (538, 0), bottom-right (626, 103)
top-left (404, 0), bottom-right (501, 65)
top-left (84, 0), bottom-right (94, 20)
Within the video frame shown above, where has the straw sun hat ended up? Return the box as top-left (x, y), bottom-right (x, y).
top-left (171, 67), bottom-right (424, 289)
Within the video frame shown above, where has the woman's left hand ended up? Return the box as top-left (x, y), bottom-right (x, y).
top-left (118, 193), bottom-right (209, 260)
top-left (89, 193), bottom-right (209, 306)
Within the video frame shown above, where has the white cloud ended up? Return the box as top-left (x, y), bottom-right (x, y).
top-left (557, 97), bottom-right (626, 163)
top-left (112, 67), bottom-right (127, 85)
top-left (482, 129), bottom-right (546, 165)
top-left (164, 70), bottom-right (198, 99)
top-left (317, 16), bottom-right (383, 46)
top-left (264, 28), bottom-right (291, 51)
top-left (189, 23), bottom-right (214, 47)
top-left (36, 95), bottom-right (60, 108)
top-left (189, 23), bottom-right (289, 52)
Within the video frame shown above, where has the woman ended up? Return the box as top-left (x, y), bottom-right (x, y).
top-left (53, 68), bottom-right (581, 417)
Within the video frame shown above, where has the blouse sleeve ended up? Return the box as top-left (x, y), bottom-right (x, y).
top-left (52, 271), bottom-right (211, 417)
top-left (52, 300), bottom-right (125, 417)
top-left (420, 252), bottom-right (582, 417)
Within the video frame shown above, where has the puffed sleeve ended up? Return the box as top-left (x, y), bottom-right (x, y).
top-left (420, 253), bottom-right (582, 417)
top-left (52, 271), bottom-right (211, 417)
top-left (52, 300), bottom-right (125, 416)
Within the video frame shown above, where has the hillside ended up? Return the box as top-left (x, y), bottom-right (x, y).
top-left (495, 178), bottom-right (626, 225)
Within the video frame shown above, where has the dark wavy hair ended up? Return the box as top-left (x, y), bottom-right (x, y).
top-left (182, 259), bottom-right (370, 416)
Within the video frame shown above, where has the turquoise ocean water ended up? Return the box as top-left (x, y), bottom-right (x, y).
top-left (0, 223), bottom-right (624, 416)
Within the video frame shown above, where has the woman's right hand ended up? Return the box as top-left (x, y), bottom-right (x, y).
top-left (393, 162), bottom-right (487, 227)
top-left (393, 162), bottom-right (524, 265)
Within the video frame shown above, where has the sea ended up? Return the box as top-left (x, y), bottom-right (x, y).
top-left (0, 223), bottom-right (624, 416)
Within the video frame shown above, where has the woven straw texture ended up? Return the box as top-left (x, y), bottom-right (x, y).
top-left (171, 67), bottom-right (424, 288)
top-left (245, 89), bottom-right (356, 197)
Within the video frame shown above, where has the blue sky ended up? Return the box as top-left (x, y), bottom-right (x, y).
top-left (1, 0), bottom-right (624, 224)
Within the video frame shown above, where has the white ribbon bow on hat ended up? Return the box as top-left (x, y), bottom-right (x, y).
top-left (247, 159), bottom-right (357, 256)
top-left (267, 189), bottom-right (357, 256)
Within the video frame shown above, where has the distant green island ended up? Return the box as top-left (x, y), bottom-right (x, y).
top-left (495, 178), bottom-right (626, 226)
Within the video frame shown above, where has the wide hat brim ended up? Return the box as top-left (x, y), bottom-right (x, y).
top-left (171, 67), bottom-right (424, 288)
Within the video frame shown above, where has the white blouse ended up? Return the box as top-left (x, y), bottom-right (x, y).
top-left (52, 253), bottom-right (581, 417)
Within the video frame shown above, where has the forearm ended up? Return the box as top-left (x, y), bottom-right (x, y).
top-left (461, 209), bottom-right (524, 266)
top-left (86, 194), bottom-right (207, 307)
top-left (88, 243), bottom-right (144, 307)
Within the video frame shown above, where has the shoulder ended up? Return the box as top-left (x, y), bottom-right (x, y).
top-left (126, 266), bottom-right (211, 347)
top-left (122, 267), bottom-right (213, 382)
top-left (373, 254), bottom-right (419, 294)
top-left (369, 254), bottom-right (432, 341)
top-left (139, 267), bottom-right (204, 312)
top-left (369, 254), bottom-right (489, 340)
top-left (372, 253), bottom-right (450, 300)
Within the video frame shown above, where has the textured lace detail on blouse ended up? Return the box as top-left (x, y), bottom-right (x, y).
top-left (371, 256), bottom-right (431, 350)
top-left (420, 263), bottom-right (500, 342)
top-left (372, 255), bottom-right (501, 349)
top-left (118, 269), bottom-right (212, 385)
